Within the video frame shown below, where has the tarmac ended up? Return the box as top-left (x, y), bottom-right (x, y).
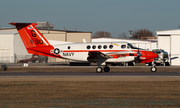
top-left (0, 62), bottom-right (180, 77)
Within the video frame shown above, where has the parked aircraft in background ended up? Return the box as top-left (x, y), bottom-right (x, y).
top-left (9, 22), bottom-right (158, 72)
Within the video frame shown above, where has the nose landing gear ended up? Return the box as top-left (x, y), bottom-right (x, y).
top-left (151, 66), bottom-right (157, 72)
top-left (151, 60), bottom-right (157, 72)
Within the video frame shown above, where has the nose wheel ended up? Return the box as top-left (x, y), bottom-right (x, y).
top-left (151, 66), bottom-right (157, 72)
top-left (96, 66), bottom-right (110, 73)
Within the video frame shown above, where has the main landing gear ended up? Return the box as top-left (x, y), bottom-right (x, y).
top-left (96, 66), bottom-right (110, 73)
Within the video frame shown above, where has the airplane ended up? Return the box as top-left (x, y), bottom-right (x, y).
top-left (9, 22), bottom-right (158, 73)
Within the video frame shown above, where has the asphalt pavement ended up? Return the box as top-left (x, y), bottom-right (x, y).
top-left (1, 63), bottom-right (180, 77)
top-left (0, 71), bottom-right (180, 77)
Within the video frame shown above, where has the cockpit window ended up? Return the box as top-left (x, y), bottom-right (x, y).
top-left (127, 43), bottom-right (145, 50)
top-left (127, 43), bottom-right (135, 49)
top-left (121, 45), bottom-right (126, 49)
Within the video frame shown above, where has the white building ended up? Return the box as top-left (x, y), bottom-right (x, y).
top-left (157, 29), bottom-right (180, 65)
top-left (0, 31), bottom-right (29, 63)
top-left (92, 38), bottom-right (157, 51)
top-left (0, 31), bottom-right (16, 63)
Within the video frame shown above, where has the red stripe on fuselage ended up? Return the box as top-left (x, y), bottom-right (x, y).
top-left (63, 50), bottom-right (133, 52)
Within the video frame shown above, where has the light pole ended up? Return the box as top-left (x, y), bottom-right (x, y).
top-left (128, 30), bottom-right (133, 39)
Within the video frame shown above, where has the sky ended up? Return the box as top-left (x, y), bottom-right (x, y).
top-left (0, 0), bottom-right (180, 38)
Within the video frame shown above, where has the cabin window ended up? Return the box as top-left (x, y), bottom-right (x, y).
top-left (87, 45), bottom-right (91, 49)
top-left (68, 46), bottom-right (71, 49)
top-left (103, 45), bottom-right (107, 49)
top-left (98, 45), bottom-right (102, 49)
top-left (109, 45), bottom-right (113, 49)
top-left (92, 45), bottom-right (96, 49)
top-left (121, 45), bottom-right (126, 49)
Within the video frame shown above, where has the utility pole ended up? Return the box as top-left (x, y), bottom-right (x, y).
top-left (128, 30), bottom-right (133, 39)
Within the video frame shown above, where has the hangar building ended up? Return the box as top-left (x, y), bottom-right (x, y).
top-left (0, 22), bottom-right (91, 63)
top-left (157, 29), bottom-right (180, 65)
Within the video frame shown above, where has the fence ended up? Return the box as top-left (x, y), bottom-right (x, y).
top-left (0, 55), bottom-right (68, 63)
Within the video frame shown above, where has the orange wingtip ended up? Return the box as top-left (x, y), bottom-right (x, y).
top-left (9, 22), bottom-right (37, 26)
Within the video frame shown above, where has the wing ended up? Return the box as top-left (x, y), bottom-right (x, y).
top-left (87, 50), bottom-right (138, 62)
top-left (107, 51), bottom-right (138, 58)
top-left (87, 51), bottom-right (113, 61)
top-left (107, 51), bottom-right (137, 55)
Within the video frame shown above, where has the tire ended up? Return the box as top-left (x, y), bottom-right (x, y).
top-left (104, 66), bottom-right (110, 72)
top-left (165, 62), bottom-right (170, 66)
top-left (151, 66), bottom-right (157, 72)
top-left (128, 62), bottom-right (134, 66)
top-left (96, 67), bottom-right (102, 73)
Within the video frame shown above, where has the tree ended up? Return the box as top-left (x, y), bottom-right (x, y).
top-left (131, 29), bottom-right (154, 39)
top-left (92, 31), bottom-right (113, 38)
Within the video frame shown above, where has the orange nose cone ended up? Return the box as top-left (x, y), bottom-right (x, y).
top-left (146, 51), bottom-right (158, 59)
top-left (152, 52), bottom-right (158, 59)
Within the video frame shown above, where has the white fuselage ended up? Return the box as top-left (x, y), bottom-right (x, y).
top-left (52, 42), bottom-right (136, 63)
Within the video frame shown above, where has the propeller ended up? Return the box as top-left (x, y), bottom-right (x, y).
top-left (135, 45), bottom-right (142, 63)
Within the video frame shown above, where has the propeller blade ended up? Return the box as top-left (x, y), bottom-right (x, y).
top-left (135, 45), bottom-right (142, 63)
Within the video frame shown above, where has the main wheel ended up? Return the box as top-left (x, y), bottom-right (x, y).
top-left (151, 66), bottom-right (157, 72)
top-left (128, 62), bottom-right (134, 66)
top-left (165, 62), bottom-right (170, 66)
top-left (104, 66), bottom-right (110, 72)
top-left (96, 67), bottom-right (102, 73)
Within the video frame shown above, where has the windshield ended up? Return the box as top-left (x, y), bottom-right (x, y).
top-left (127, 43), bottom-right (135, 49)
top-left (127, 43), bottom-right (146, 50)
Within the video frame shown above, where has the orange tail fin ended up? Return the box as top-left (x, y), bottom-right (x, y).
top-left (9, 22), bottom-right (51, 48)
top-left (9, 22), bottom-right (55, 57)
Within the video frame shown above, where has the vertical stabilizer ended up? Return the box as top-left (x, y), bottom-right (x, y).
top-left (9, 22), bottom-right (51, 48)
top-left (9, 22), bottom-right (56, 57)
